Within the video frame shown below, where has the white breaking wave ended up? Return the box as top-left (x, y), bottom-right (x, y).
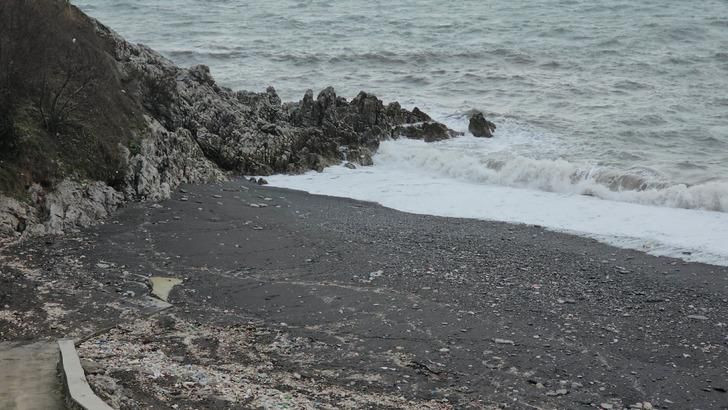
top-left (376, 137), bottom-right (728, 212)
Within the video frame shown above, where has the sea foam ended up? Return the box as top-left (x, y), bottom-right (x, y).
top-left (374, 137), bottom-right (728, 212)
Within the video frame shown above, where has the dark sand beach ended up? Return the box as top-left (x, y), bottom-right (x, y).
top-left (2, 178), bottom-right (727, 409)
top-left (2, 1), bottom-right (728, 408)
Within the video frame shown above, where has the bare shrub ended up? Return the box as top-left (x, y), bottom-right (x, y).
top-left (36, 43), bottom-right (98, 134)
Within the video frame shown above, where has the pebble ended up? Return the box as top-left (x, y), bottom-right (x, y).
top-left (600, 404), bottom-right (613, 410)
top-left (687, 314), bottom-right (708, 320)
top-left (493, 338), bottom-right (515, 345)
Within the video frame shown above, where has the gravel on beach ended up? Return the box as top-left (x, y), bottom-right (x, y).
top-left (1, 178), bottom-right (727, 409)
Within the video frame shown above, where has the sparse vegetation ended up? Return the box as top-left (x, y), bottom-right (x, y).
top-left (0, 0), bottom-right (146, 198)
top-left (35, 45), bottom-right (99, 135)
top-left (142, 73), bottom-right (178, 128)
top-left (0, 27), bottom-right (20, 157)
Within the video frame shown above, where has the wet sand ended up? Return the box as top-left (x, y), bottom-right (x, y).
top-left (1, 178), bottom-right (727, 409)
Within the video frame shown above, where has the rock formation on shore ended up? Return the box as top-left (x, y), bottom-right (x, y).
top-left (0, 0), bottom-right (460, 237)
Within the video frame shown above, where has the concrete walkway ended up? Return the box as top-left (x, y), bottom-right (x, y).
top-left (0, 341), bottom-right (64, 410)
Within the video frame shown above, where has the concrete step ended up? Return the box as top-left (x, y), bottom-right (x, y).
top-left (0, 341), bottom-right (64, 410)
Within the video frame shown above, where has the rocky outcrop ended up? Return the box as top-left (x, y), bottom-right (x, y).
top-left (0, 181), bottom-right (124, 238)
top-left (98, 14), bottom-right (458, 176)
top-left (0, 197), bottom-right (37, 237)
top-left (39, 181), bottom-right (123, 235)
top-left (114, 37), bottom-right (458, 175)
top-left (124, 121), bottom-right (225, 201)
top-left (0, 120), bottom-right (224, 237)
top-left (0, 0), bottom-right (463, 238)
top-left (468, 112), bottom-right (497, 138)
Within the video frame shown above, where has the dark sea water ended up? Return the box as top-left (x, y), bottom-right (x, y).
top-left (76, 0), bottom-right (728, 263)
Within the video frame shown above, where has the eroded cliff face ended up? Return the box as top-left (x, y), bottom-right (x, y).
top-left (0, 0), bottom-right (457, 238)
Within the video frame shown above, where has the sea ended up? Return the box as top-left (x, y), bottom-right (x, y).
top-left (76, 0), bottom-right (728, 265)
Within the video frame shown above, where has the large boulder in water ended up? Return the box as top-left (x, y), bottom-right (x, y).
top-left (468, 112), bottom-right (496, 138)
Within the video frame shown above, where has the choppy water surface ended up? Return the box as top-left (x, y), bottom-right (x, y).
top-left (77, 1), bottom-right (728, 262)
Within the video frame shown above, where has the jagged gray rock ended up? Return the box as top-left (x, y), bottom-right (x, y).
top-left (124, 121), bottom-right (224, 202)
top-left (107, 26), bottom-right (457, 176)
top-left (31, 180), bottom-right (123, 236)
top-left (0, 197), bottom-right (36, 237)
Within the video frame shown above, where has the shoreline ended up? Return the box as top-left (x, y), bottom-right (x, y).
top-left (2, 178), bottom-right (727, 408)
top-left (264, 162), bottom-right (728, 267)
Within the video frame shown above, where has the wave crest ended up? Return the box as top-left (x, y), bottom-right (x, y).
top-left (375, 139), bottom-right (728, 212)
